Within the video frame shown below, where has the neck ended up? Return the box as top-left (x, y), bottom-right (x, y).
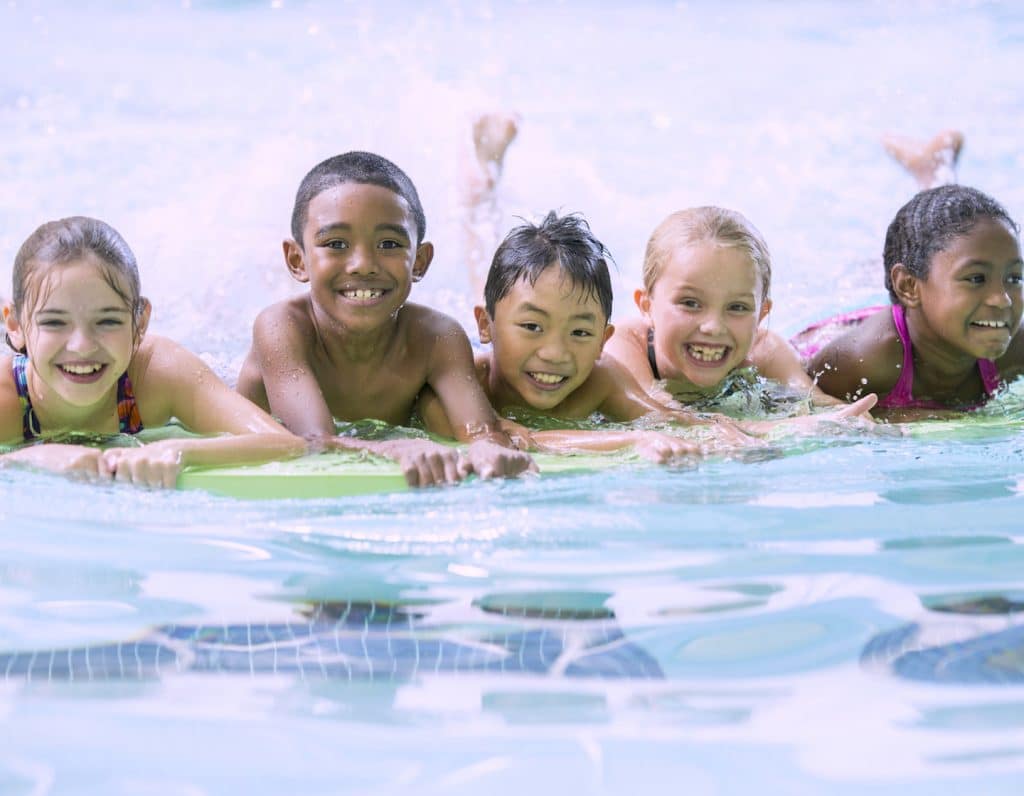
top-left (311, 302), bottom-right (402, 365)
top-left (903, 308), bottom-right (978, 393)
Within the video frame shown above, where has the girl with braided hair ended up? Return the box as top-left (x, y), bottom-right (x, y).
top-left (798, 156), bottom-right (1024, 417)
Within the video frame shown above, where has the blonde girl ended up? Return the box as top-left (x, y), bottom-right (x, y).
top-left (606, 206), bottom-right (853, 410)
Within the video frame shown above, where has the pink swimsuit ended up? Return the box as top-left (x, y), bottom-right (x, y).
top-left (792, 305), bottom-right (1001, 410)
top-left (877, 304), bottom-right (1000, 410)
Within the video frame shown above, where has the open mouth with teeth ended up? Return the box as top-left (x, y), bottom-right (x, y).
top-left (970, 319), bottom-right (1010, 331)
top-left (340, 288), bottom-right (388, 302)
top-left (684, 343), bottom-right (730, 365)
top-left (57, 362), bottom-right (107, 383)
top-left (526, 371), bottom-right (569, 390)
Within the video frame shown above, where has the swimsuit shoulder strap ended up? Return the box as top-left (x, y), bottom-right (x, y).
top-left (12, 354), bottom-right (42, 440)
top-left (877, 304), bottom-right (916, 408)
top-left (116, 371), bottom-right (144, 434)
top-left (646, 327), bottom-right (660, 381)
top-left (978, 358), bottom-right (1001, 397)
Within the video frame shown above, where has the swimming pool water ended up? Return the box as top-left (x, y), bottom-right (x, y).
top-left (2, 1), bottom-right (1024, 793)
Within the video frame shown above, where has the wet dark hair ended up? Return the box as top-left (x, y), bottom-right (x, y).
top-left (883, 184), bottom-right (1019, 303)
top-left (8, 217), bottom-right (144, 354)
top-left (484, 211), bottom-right (614, 321)
top-left (290, 151), bottom-right (426, 246)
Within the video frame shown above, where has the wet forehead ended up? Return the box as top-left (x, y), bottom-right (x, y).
top-left (31, 257), bottom-right (131, 313)
top-left (661, 242), bottom-right (760, 296)
top-left (502, 267), bottom-right (605, 319)
top-left (934, 217), bottom-right (1022, 269)
top-left (306, 183), bottom-right (414, 238)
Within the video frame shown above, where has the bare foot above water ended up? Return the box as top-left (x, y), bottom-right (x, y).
top-left (882, 128), bottom-right (964, 190)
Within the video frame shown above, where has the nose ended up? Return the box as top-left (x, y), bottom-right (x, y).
top-left (987, 284), bottom-right (1013, 308)
top-left (345, 243), bottom-right (380, 275)
top-left (698, 310), bottom-right (725, 335)
top-left (65, 325), bottom-right (97, 354)
top-left (537, 334), bottom-right (571, 364)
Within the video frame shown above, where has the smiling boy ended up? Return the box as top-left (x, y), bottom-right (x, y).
top-left (419, 212), bottom-right (757, 459)
top-left (237, 151), bottom-right (534, 485)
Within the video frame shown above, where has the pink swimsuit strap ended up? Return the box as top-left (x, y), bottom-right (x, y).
top-left (877, 304), bottom-right (1000, 410)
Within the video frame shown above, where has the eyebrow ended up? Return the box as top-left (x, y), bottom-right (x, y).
top-left (516, 302), bottom-right (550, 317)
top-left (37, 306), bottom-right (130, 315)
top-left (314, 223), bottom-right (411, 239)
top-left (516, 303), bottom-right (600, 323)
top-left (674, 283), bottom-right (756, 299)
top-left (956, 257), bottom-right (1024, 269)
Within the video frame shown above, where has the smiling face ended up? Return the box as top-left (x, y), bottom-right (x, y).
top-left (903, 216), bottom-right (1024, 361)
top-left (479, 266), bottom-right (612, 411)
top-left (288, 182), bottom-right (433, 333)
top-left (6, 256), bottom-right (143, 413)
top-left (637, 242), bottom-right (769, 391)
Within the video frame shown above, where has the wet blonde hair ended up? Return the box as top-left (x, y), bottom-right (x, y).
top-left (642, 207), bottom-right (772, 305)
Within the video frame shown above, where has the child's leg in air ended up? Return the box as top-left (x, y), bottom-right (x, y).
top-left (459, 111), bottom-right (520, 298)
top-left (882, 129), bottom-right (964, 190)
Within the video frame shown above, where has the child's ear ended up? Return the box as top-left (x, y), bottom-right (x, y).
top-left (473, 305), bottom-right (493, 344)
top-left (890, 264), bottom-right (921, 308)
top-left (599, 323), bottom-right (615, 351)
top-left (758, 298), bottom-right (773, 323)
top-left (283, 239), bottom-right (309, 284)
top-left (135, 298), bottom-right (152, 344)
top-left (411, 242), bottom-right (434, 282)
top-left (3, 304), bottom-right (25, 353)
top-left (634, 288), bottom-right (652, 319)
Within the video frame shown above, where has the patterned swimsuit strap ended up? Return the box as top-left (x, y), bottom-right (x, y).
top-left (116, 371), bottom-right (144, 434)
top-left (12, 354), bottom-right (42, 440)
top-left (646, 327), bottom-right (661, 380)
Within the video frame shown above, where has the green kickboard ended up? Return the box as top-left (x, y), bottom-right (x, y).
top-left (177, 451), bottom-right (626, 499)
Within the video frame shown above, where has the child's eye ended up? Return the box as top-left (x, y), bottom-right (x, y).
top-left (324, 239), bottom-right (349, 250)
top-left (677, 298), bottom-right (700, 309)
top-left (964, 273), bottom-right (986, 285)
top-left (1006, 273), bottom-right (1023, 287)
top-left (378, 239), bottom-right (403, 250)
top-left (37, 319), bottom-right (65, 328)
top-left (98, 318), bottom-right (125, 327)
top-left (728, 303), bottom-right (753, 313)
top-left (570, 329), bottom-right (594, 338)
top-left (518, 322), bottom-right (542, 333)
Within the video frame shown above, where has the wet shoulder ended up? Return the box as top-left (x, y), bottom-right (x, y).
top-left (400, 302), bottom-right (469, 351)
top-left (811, 307), bottom-right (902, 396)
top-left (254, 296), bottom-right (316, 342)
top-left (128, 336), bottom-right (214, 425)
top-left (604, 317), bottom-right (648, 360)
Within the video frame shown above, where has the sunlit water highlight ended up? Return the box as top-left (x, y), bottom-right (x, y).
top-left (2, 1), bottom-right (1024, 794)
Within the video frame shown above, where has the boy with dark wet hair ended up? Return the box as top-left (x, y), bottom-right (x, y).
top-left (238, 151), bottom-right (534, 486)
top-left (420, 211), bottom-right (755, 460)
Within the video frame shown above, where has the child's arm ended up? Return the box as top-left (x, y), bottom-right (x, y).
top-left (519, 428), bottom-right (701, 463)
top-left (100, 336), bottom-right (306, 487)
top-left (589, 356), bottom-right (761, 448)
top-left (422, 316), bottom-right (536, 478)
top-left (246, 304), bottom-right (337, 439)
top-left (752, 329), bottom-right (846, 408)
